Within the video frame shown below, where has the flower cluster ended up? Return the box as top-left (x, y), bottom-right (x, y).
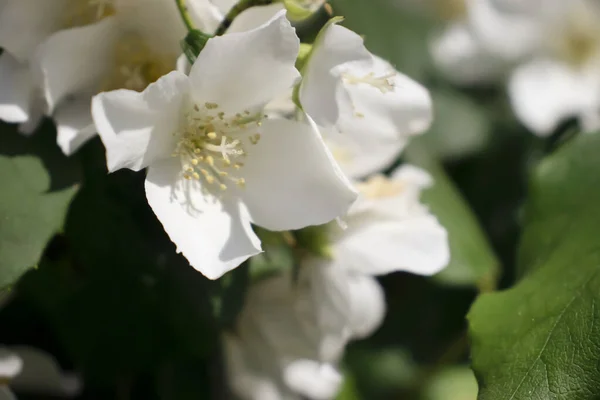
top-left (0, 1), bottom-right (450, 398)
top-left (419, 0), bottom-right (600, 136)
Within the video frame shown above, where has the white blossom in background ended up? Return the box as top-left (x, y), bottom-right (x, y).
top-left (225, 165), bottom-right (449, 400)
top-left (0, 0), bottom-right (81, 132)
top-left (224, 264), bottom-right (384, 400)
top-left (33, 0), bottom-right (190, 155)
top-left (0, 346), bottom-right (81, 399)
top-left (332, 165), bottom-right (449, 276)
top-left (299, 22), bottom-right (433, 179)
top-left (92, 12), bottom-right (357, 280)
top-left (499, 0), bottom-right (600, 135)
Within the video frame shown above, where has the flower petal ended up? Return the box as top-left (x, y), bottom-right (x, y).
top-left (300, 23), bottom-right (371, 128)
top-left (0, 0), bottom-right (62, 62)
top-left (92, 71), bottom-right (189, 172)
top-left (35, 18), bottom-right (117, 112)
top-left (283, 360), bottom-right (342, 400)
top-left (0, 52), bottom-right (30, 123)
top-left (508, 58), bottom-right (600, 136)
top-left (0, 348), bottom-right (22, 379)
top-left (240, 117), bottom-right (357, 231)
top-left (346, 274), bottom-right (385, 339)
top-left (429, 22), bottom-right (507, 85)
top-left (227, 3), bottom-right (285, 34)
top-left (188, 10), bottom-right (300, 113)
top-left (55, 96), bottom-right (97, 155)
top-left (145, 159), bottom-right (261, 280)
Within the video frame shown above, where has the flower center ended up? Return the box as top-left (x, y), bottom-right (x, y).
top-left (356, 174), bottom-right (405, 199)
top-left (555, 13), bottom-right (600, 67)
top-left (343, 72), bottom-right (396, 94)
top-left (63, 0), bottom-right (116, 28)
top-left (102, 35), bottom-right (174, 92)
top-left (172, 103), bottom-right (265, 191)
top-left (432, 0), bottom-right (467, 21)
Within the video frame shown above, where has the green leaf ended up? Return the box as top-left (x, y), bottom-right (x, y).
top-left (0, 155), bottom-right (77, 289)
top-left (469, 132), bottom-right (600, 399)
top-left (404, 144), bottom-right (499, 289)
top-left (423, 366), bottom-right (478, 400)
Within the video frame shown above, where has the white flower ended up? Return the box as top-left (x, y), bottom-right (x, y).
top-left (224, 262), bottom-right (383, 400)
top-left (331, 165), bottom-right (450, 276)
top-left (92, 12), bottom-right (357, 280)
top-left (299, 22), bottom-right (433, 179)
top-left (0, 0), bottom-right (71, 130)
top-left (500, 0), bottom-right (600, 135)
top-left (31, 0), bottom-right (190, 155)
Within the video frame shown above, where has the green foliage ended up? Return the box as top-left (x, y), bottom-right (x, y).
top-left (405, 144), bottom-right (499, 289)
top-left (469, 133), bottom-right (600, 399)
top-left (0, 124), bottom-right (78, 290)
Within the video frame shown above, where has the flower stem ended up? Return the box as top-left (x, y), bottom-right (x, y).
top-left (215, 0), bottom-right (275, 36)
top-left (175, 0), bottom-right (195, 31)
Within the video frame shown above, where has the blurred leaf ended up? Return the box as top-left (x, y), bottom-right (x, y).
top-left (249, 229), bottom-right (294, 281)
top-left (405, 144), bottom-right (499, 289)
top-left (416, 89), bottom-right (492, 160)
top-left (0, 155), bottom-right (77, 289)
top-left (336, 370), bottom-right (362, 400)
top-left (423, 366), bottom-right (478, 400)
top-left (331, 0), bottom-right (433, 81)
top-left (469, 133), bottom-right (600, 398)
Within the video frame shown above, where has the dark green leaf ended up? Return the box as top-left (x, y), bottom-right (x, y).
top-left (0, 121), bottom-right (79, 289)
top-left (469, 132), bottom-right (600, 399)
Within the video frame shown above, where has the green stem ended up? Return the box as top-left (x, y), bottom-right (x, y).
top-left (175, 0), bottom-right (195, 31)
top-left (215, 0), bottom-right (275, 36)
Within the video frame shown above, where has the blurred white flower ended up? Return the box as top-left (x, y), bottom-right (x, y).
top-left (427, 0), bottom-right (511, 84)
top-left (0, 346), bottom-right (81, 398)
top-left (92, 12), bottom-right (357, 280)
top-left (300, 22), bottom-right (433, 179)
top-left (0, 0), bottom-right (89, 131)
top-left (33, 0), bottom-right (189, 155)
top-left (501, 0), bottom-right (600, 135)
top-left (224, 262), bottom-right (383, 400)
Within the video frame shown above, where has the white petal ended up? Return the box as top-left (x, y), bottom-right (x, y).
top-left (9, 346), bottom-right (81, 396)
top-left (92, 71), bottom-right (189, 172)
top-left (187, 0), bottom-right (224, 33)
top-left (188, 10), bottom-right (300, 113)
top-left (0, 0), bottom-right (63, 62)
top-left (466, 0), bottom-right (543, 61)
top-left (35, 18), bottom-right (117, 112)
top-left (0, 52), bottom-right (30, 123)
top-left (346, 274), bottom-right (385, 339)
top-left (300, 23), bottom-right (371, 128)
top-left (283, 360), bottom-right (342, 400)
top-left (508, 58), bottom-right (600, 136)
top-left (429, 22), bottom-right (507, 85)
top-left (223, 334), bottom-right (286, 400)
top-left (334, 165), bottom-right (449, 276)
top-left (116, 0), bottom-right (185, 56)
top-left (55, 96), bottom-right (97, 155)
top-left (240, 117), bottom-right (357, 231)
top-left (0, 348), bottom-right (22, 379)
top-left (337, 56), bottom-right (433, 137)
top-left (337, 216), bottom-right (450, 276)
top-left (227, 3), bottom-right (286, 34)
top-left (145, 159), bottom-right (261, 280)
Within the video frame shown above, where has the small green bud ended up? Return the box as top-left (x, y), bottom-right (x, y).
top-left (294, 224), bottom-right (333, 259)
top-left (182, 30), bottom-right (213, 64)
